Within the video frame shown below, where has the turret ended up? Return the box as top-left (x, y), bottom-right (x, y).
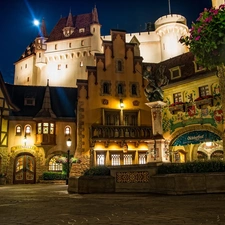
top-left (62, 10), bottom-right (75, 37)
top-left (155, 14), bottom-right (189, 61)
top-left (212, 0), bottom-right (224, 8)
top-left (90, 6), bottom-right (102, 54)
top-left (35, 19), bottom-right (48, 69)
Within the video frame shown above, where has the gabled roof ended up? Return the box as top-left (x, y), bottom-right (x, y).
top-left (47, 10), bottom-right (99, 42)
top-left (5, 84), bottom-right (77, 118)
top-left (0, 72), bottom-right (19, 112)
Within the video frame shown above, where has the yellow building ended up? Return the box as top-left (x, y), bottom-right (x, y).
top-left (160, 53), bottom-right (223, 162)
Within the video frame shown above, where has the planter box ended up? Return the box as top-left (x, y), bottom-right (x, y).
top-left (149, 173), bottom-right (225, 195)
top-left (68, 176), bottom-right (115, 194)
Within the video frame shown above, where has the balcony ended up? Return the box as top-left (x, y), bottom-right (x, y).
top-left (90, 125), bottom-right (152, 141)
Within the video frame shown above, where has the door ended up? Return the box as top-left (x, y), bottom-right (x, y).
top-left (14, 153), bottom-right (36, 184)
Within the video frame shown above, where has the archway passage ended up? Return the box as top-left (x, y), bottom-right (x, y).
top-left (14, 153), bottom-right (36, 184)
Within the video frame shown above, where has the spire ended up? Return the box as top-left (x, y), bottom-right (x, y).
top-left (92, 5), bottom-right (99, 23)
top-left (35, 79), bottom-right (56, 118)
top-left (39, 18), bottom-right (47, 37)
top-left (168, 0), bottom-right (171, 14)
top-left (66, 10), bottom-right (74, 27)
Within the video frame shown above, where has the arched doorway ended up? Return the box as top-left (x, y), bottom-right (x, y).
top-left (14, 153), bottom-right (36, 184)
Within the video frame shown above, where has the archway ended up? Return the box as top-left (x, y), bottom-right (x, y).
top-left (14, 152), bottom-right (36, 184)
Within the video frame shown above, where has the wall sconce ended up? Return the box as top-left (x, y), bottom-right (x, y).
top-left (120, 99), bottom-right (124, 108)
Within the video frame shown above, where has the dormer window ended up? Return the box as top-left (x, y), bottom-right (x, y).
top-left (169, 66), bottom-right (181, 80)
top-left (24, 97), bottom-right (35, 106)
top-left (37, 122), bottom-right (55, 135)
top-left (79, 28), bottom-right (85, 33)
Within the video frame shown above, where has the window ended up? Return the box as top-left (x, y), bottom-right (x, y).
top-left (39, 53), bottom-right (41, 58)
top-left (111, 154), bottom-right (120, 165)
top-left (65, 126), bottom-right (71, 136)
top-left (37, 122), bottom-right (55, 134)
top-left (93, 28), bottom-right (95, 33)
top-left (58, 64), bottom-right (61, 70)
top-left (55, 44), bottom-right (57, 50)
top-left (173, 92), bottom-right (182, 103)
top-left (27, 77), bottom-right (29, 82)
top-left (49, 156), bottom-right (62, 171)
top-left (16, 125), bottom-right (22, 136)
top-left (139, 153), bottom-right (147, 164)
top-left (118, 84), bottom-right (123, 94)
top-left (131, 84), bottom-right (137, 95)
top-left (115, 59), bottom-right (123, 72)
top-left (81, 40), bottom-right (84, 46)
top-left (103, 82), bottom-right (110, 94)
top-left (79, 28), bottom-right (85, 33)
top-left (123, 154), bottom-right (133, 165)
top-left (199, 85), bottom-right (209, 97)
top-left (80, 61), bottom-right (83, 67)
top-left (124, 111), bottom-right (138, 126)
top-left (96, 153), bottom-right (105, 165)
top-left (69, 43), bottom-right (71, 48)
top-left (25, 125), bottom-right (31, 136)
top-left (105, 111), bottom-right (120, 125)
top-left (65, 64), bottom-right (68, 69)
top-left (169, 66), bottom-right (181, 80)
top-left (25, 64), bottom-right (27, 69)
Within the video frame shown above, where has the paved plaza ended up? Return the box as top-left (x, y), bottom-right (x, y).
top-left (0, 184), bottom-right (225, 225)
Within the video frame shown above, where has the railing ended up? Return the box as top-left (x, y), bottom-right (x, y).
top-left (90, 125), bottom-right (152, 140)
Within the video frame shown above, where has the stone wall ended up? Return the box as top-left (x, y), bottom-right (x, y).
top-left (69, 156), bottom-right (90, 177)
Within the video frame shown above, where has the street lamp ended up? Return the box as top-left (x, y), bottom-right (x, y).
top-left (66, 138), bottom-right (72, 185)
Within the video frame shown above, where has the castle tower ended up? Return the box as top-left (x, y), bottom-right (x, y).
top-left (90, 6), bottom-right (102, 54)
top-left (35, 19), bottom-right (48, 70)
top-left (155, 14), bottom-right (189, 61)
top-left (212, 0), bottom-right (224, 8)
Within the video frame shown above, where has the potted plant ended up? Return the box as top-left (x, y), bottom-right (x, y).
top-left (179, 4), bottom-right (225, 155)
top-left (0, 173), bottom-right (6, 185)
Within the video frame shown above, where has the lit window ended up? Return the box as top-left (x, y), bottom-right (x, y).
top-left (43, 123), bottom-right (49, 134)
top-left (80, 61), bottom-right (83, 67)
top-left (139, 153), bottom-right (147, 164)
top-left (123, 154), bottom-right (132, 165)
top-left (65, 126), bottom-right (71, 135)
top-left (97, 153), bottom-right (105, 165)
top-left (173, 92), bottom-right (182, 103)
top-left (199, 85), bottom-right (209, 97)
top-left (16, 125), bottom-right (22, 136)
top-left (38, 123), bottom-right (42, 134)
top-left (50, 123), bottom-right (54, 134)
top-left (111, 154), bottom-right (120, 166)
top-left (79, 28), bottom-right (85, 33)
top-left (49, 155), bottom-right (62, 171)
top-left (25, 125), bottom-right (31, 136)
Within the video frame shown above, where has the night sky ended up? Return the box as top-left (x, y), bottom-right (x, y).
top-left (0, 0), bottom-right (212, 84)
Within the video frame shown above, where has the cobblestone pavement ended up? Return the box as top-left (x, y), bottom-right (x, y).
top-left (0, 184), bottom-right (225, 225)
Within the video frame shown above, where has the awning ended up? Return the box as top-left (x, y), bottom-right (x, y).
top-left (172, 130), bottom-right (221, 146)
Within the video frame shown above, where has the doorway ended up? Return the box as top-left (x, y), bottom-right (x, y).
top-left (14, 153), bottom-right (36, 184)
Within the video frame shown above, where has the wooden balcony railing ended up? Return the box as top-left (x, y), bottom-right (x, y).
top-left (90, 125), bottom-right (152, 141)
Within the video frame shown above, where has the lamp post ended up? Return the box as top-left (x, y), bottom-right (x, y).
top-left (66, 138), bottom-right (72, 185)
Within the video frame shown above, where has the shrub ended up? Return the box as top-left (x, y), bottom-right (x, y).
top-left (42, 172), bottom-right (66, 180)
top-left (83, 166), bottom-right (110, 176)
top-left (158, 160), bottom-right (225, 174)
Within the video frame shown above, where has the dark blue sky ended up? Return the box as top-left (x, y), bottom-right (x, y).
top-left (0, 0), bottom-right (212, 84)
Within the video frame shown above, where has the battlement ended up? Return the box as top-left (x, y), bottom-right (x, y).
top-left (155, 14), bottom-right (187, 29)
